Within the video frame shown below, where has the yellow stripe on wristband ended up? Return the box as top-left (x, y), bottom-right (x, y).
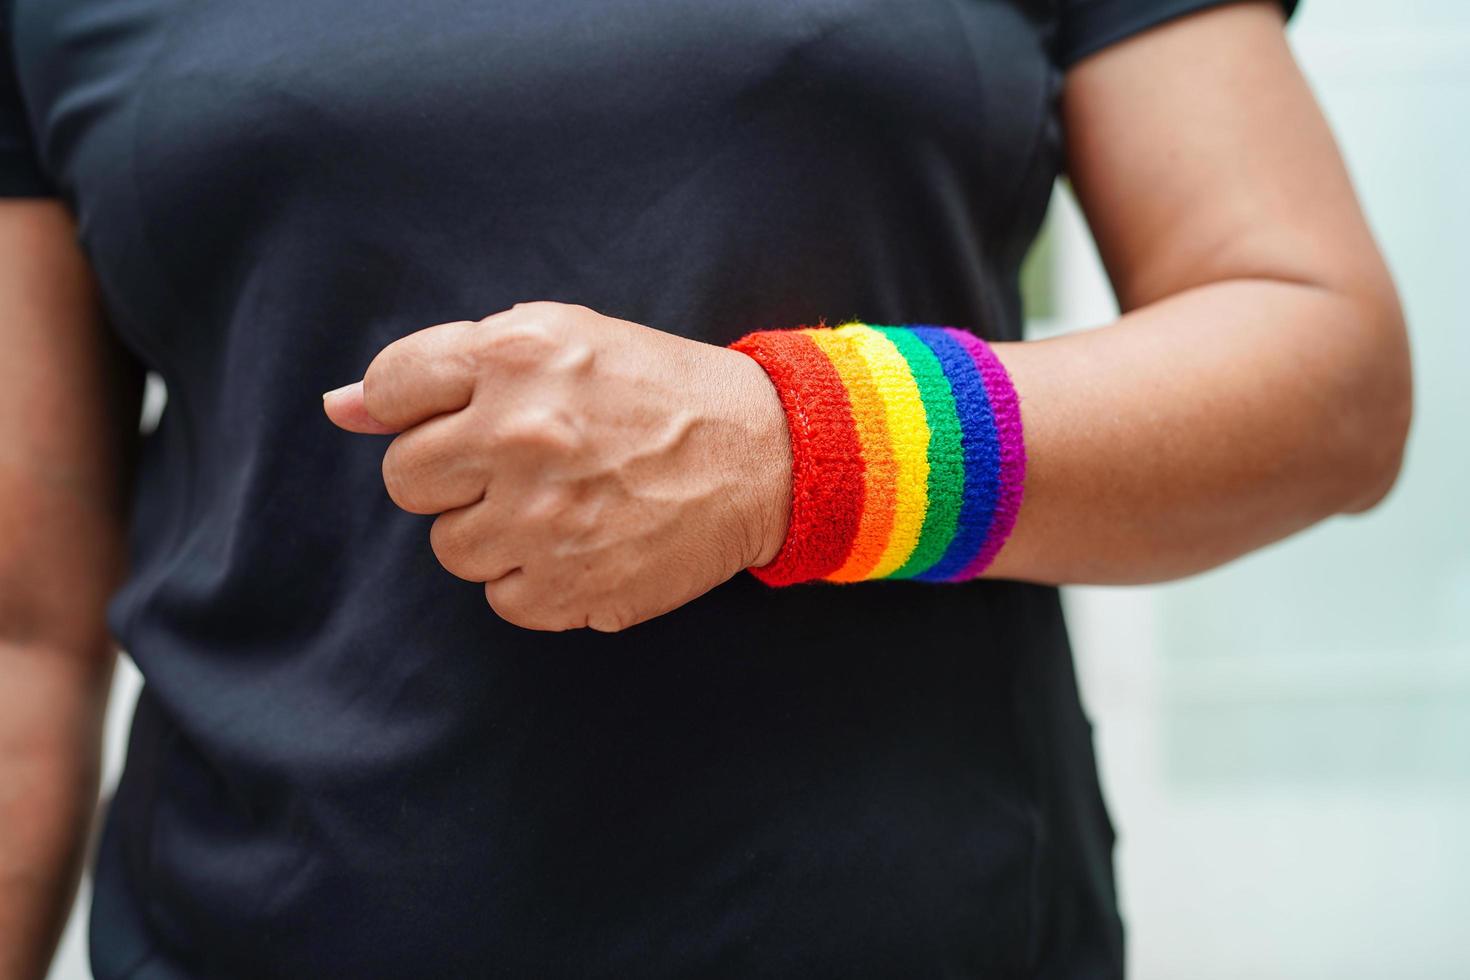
top-left (833, 322), bottom-right (931, 578)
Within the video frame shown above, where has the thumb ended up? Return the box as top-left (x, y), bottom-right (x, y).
top-left (322, 380), bottom-right (400, 435)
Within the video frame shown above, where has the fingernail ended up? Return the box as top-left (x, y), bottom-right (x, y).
top-left (322, 380), bottom-right (361, 400)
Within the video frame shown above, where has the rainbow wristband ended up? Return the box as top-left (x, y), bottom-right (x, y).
top-left (730, 322), bottom-right (1026, 587)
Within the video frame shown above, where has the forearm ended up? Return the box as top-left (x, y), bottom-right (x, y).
top-left (0, 480), bottom-right (127, 980)
top-left (984, 276), bottom-right (1411, 585)
top-left (0, 643), bottom-right (113, 980)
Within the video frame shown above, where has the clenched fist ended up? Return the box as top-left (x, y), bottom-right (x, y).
top-left (322, 301), bottom-right (792, 632)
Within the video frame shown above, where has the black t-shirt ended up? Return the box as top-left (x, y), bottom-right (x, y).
top-left (3, 0), bottom-right (1292, 976)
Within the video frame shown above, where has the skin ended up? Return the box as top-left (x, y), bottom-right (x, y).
top-left (1, 0), bottom-right (1413, 973)
top-left (0, 201), bottom-right (142, 980)
top-left (322, 304), bottom-right (792, 633)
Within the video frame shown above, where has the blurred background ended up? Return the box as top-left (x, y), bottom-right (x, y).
top-left (47, 0), bottom-right (1469, 976)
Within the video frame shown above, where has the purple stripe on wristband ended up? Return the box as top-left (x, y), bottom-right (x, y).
top-left (944, 328), bottom-right (1026, 580)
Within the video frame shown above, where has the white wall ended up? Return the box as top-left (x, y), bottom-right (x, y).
top-left (1048, 2), bottom-right (1470, 975)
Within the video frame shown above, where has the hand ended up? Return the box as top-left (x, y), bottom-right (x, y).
top-left (322, 301), bottom-right (792, 632)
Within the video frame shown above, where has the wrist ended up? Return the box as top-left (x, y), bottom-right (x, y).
top-left (717, 344), bottom-right (793, 570)
top-left (744, 358), bottom-right (793, 570)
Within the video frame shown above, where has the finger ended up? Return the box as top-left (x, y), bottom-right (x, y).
top-left (322, 381), bottom-right (399, 435)
top-left (483, 569), bottom-right (579, 632)
top-left (361, 320), bottom-right (480, 431)
top-left (429, 497), bottom-right (524, 583)
top-left (381, 412), bottom-right (491, 515)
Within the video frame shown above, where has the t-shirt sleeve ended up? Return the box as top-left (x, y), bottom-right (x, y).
top-left (0, 25), bottom-right (54, 196)
top-left (1055, 0), bottom-right (1300, 70)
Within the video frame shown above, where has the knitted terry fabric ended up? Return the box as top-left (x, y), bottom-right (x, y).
top-left (729, 322), bottom-right (1027, 586)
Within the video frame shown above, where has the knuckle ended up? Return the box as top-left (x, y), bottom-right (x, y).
top-left (477, 330), bottom-right (556, 371)
top-left (495, 407), bottom-right (583, 455)
top-left (360, 362), bottom-right (392, 421)
top-left (429, 518), bottom-right (476, 581)
top-left (521, 485), bottom-right (573, 527)
top-left (482, 580), bottom-right (515, 618)
top-left (480, 306), bottom-right (570, 354)
top-left (381, 433), bottom-right (412, 474)
top-left (380, 441), bottom-right (428, 513)
top-left (380, 453), bottom-right (416, 512)
top-left (485, 583), bottom-right (551, 631)
top-left (484, 574), bottom-right (590, 632)
top-left (476, 305), bottom-right (600, 378)
top-left (586, 609), bottom-right (631, 634)
top-left (549, 504), bottom-right (601, 548)
top-left (508, 300), bottom-right (568, 317)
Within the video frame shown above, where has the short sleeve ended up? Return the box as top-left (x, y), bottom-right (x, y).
top-left (0, 20), bottom-right (54, 196)
top-left (1055, 0), bottom-right (1300, 70)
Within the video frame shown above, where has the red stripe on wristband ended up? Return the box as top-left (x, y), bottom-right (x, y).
top-left (730, 330), bottom-right (866, 586)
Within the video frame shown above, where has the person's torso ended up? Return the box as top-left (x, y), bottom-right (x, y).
top-left (8, 1), bottom-right (1119, 975)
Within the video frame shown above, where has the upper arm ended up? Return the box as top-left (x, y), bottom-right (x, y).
top-left (0, 54), bottom-right (138, 963)
top-left (0, 15), bottom-right (142, 652)
top-left (1059, 0), bottom-right (1399, 316)
top-left (0, 199), bottom-right (143, 653)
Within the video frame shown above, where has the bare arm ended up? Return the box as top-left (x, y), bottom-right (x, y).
top-left (984, 0), bottom-right (1412, 584)
top-left (0, 200), bottom-right (141, 979)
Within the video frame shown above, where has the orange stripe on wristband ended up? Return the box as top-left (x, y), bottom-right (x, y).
top-left (802, 328), bottom-right (897, 582)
